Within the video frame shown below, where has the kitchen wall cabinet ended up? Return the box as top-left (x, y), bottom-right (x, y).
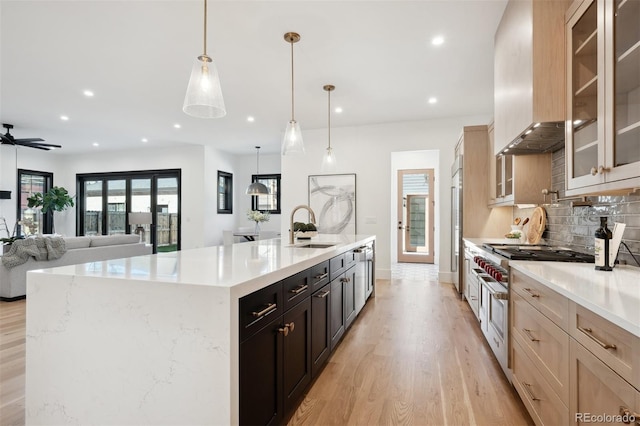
top-left (490, 153), bottom-right (553, 207)
top-left (566, 0), bottom-right (640, 195)
top-left (494, 0), bottom-right (569, 153)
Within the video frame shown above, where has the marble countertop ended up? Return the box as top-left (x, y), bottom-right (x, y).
top-left (29, 234), bottom-right (375, 299)
top-left (509, 261), bottom-right (640, 337)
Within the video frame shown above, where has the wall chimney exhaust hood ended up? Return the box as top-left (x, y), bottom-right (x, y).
top-left (499, 121), bottom-right (565, 155)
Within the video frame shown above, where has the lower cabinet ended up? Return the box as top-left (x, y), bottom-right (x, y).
top-left (282, 298), bottom-right (312, 415)
top-left (329, 273), bottom-right (345, 351)
top-left (311, 283), bottom-right (331, 378)
top-left (344, 266), bottom-right (357, 330)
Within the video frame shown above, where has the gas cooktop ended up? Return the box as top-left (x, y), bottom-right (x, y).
top-left (482, 243), bottom-right (595, 263)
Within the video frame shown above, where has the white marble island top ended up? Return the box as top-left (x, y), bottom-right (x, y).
top-left (25, 234), bottom-right (375, 425)
top-left (509, 261), bottom-right (640, 337)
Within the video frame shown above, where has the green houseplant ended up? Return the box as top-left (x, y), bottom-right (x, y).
top-left (27, 186), bottom-right (75, 234)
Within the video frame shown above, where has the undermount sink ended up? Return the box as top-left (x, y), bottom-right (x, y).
top-left (293, 243), bottom-right (336, 249)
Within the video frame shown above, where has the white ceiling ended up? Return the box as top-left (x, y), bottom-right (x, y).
top-left (0, 0), bottom-right (507, 155)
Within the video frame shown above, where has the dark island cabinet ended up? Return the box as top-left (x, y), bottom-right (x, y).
top-left (311, 283), bottom-right (331, 378)
top-left (282, 297), bottom-right (312, 414)
top-left (329, 273), bottom-right (345, 351)
top-left (343, 265), bottom-right (357, 330)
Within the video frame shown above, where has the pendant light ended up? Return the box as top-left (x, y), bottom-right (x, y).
top-left (183, 0), bottom-right (226, 119)
top-left (281, 32), bottom-right (304, 155)
top-left (321, 84), bottom-right (337, 172)
top-left (246, 146), bottom-right (269, 195)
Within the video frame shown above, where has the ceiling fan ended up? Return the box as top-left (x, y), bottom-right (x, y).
top-left (1, 123), bottom-right (62, 151)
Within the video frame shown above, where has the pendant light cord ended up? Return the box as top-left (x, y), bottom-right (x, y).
top-left (203, 0), bottom-right (207, 55)
top-left (327, 89), bottom-right (331, 149)
top-left (290, 40), bottom-right (295, 121)
top-left (256, 146), bottom-right (261, 174)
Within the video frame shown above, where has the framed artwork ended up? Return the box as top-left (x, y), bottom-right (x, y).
top-left (308, 174), bottom-right (356, 235)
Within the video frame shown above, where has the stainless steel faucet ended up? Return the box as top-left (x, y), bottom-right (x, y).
top-left (289, 204), bottom-right (317, 244)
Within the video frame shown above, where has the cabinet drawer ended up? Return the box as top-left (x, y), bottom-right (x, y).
top-left (282, 270), bottom-right (310, 311)
top-left (570, 339), bottom-right (640, 426)
top-left (512, 339), bottom-right (569, 426)
top-left (309, 261), bottom-right (330, 293)
top-left (344, 250), bottom-right (357, 269)
top-left (467, 273), bottom-right (480, 319)
top-left (329, 254), bottom-right (346, 282)
top-left (569, 301), bottom-right (640, 390)
top-left (239, 282), bottom-right (283, 342)
top-left (512, 291), bottom-right (570, 404)
top-left (512, 269), bottom-right (569, 330)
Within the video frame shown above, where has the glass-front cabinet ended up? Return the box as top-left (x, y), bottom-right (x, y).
top-left (566, 0), bottom-right (640, 194)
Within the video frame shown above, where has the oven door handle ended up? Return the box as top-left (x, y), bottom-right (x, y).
top-left (479, 277), bottom-right (509, 300)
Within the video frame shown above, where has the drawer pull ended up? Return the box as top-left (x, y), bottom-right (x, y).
top-left (252, 303), bottom-right (277, 318)
top-left (523, 288), bottom-right (540, 298)
top-left (578, 326), bottom-right (617, 350)
top-left (523, 328), bottom-right (539, 342)
top-left (278, 325), bottom-right (289, 337)
top-left (340, 277), bottom-right (351, 283)
top-left (315, 290), bottom-right (330, 298)
top-left (289, 284), bottom-right (308, 295)
top-left (522, 382), bottom-right (540, 401)
top-left (314, 272), bottom-right (328, 280)
top-left (286, 322), bottom-right (295, 333)
top-left (619, 406), bottom-right (640, 424)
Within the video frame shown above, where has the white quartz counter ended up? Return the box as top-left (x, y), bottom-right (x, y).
top-left (509, 261), bottom-right (640, 337)
top-left (25, 234), bottom-right (375, 425)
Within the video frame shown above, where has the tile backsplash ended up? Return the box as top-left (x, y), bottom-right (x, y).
top-left (515, 148), bottom-right (640, 267)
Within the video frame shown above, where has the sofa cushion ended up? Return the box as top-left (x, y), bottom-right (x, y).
top-left (90, 235), bottom-right (140, 247)
top-left (63, 236), bottom-right (92, 250)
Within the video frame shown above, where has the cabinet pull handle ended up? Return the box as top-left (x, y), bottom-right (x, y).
top-left (619, 406), bottom-right (640, 424)
top-left (314, 272), bottom-right (328, 280)
top-left (341, 277), bottom-right (351, 283)
top-left (289, 284), bottom-right (308, 295)
top-left (286, 322), bottom-right (295, 333)
top-left (315, 290), bottom-right (330, 298)
top-left (523, 288), bottom-right (540, 298)
top-left (590, 166), bottom-right (599, 176)
top-left (522, 382), bottom-right (540, 401)
top-left (578, 326), bottom-right (617, 350)
top-left (523, 328), bottom-right (539, 342)
top-left (252, 303), bottom-right (277, 318)
top-left (278, 325), bottom-right (289, 337)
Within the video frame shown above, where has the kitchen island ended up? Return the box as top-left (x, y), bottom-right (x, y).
top-left (25, 234), bottom-right (375, 425)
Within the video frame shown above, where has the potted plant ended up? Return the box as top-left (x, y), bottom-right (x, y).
top-left (27, 186), bottom-right (75, 234)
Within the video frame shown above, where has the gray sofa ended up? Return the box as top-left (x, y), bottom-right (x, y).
top-left (0, 234), bottom-right (152, 300)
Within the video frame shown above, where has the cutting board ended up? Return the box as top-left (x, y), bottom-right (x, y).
top-left (527, 206), bottom-right (546, 244)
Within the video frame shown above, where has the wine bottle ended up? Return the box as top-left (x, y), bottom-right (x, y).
top-left (594, 216), bottom-right (613, 271)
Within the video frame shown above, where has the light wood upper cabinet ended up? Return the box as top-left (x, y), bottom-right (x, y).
top-left (490, 153), bottom-right (552, 207)
top-left (566, 0), bottom-right (640, 195)
top-left (494, 0), bottom-right (570, 153)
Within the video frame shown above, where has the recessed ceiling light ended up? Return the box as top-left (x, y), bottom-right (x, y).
top-left (141, 138), bottom-right (148, 143)
top-left (334, 107), bottom-right (343, 114)
top-left (83, 90), bottom-right (94, 97)
top-left (247, 116), bottom-right (255, 122)
top-left (92, 142), bottom-right (99, 147)
top-left (428, 97), bottom-right (438, 104)
top-left (431, 36), bottom-right (444, 46)
top-left (60, 115), bottom-right (69, 121)
top-left (174, 124), bottom-right (181, 129)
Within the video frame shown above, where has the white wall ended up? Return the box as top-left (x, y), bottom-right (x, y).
top-left (281, 115), bottom-right (491, 279)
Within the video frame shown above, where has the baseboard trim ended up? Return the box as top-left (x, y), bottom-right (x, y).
top-left (0, 295), bottom-right (26, 302)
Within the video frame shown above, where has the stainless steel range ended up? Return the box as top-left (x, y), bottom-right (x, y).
top-left (465, 242), bottom-right (594, 380)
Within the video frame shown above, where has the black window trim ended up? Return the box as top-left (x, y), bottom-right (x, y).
top-left (217, 170), bottom-right (233, 214)
top-left (251, 173), bottom-right (281, 214)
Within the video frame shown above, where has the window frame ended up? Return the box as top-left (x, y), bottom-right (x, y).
top-left (217, 170), bottom-right (233, 214)
top-left (16, 169), bottom-right (54, 235)
top-left (251, 174), bottom-right (281, 214)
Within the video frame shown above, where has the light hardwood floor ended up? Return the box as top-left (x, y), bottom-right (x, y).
top-left (0, 274), bottom-right (532, 426)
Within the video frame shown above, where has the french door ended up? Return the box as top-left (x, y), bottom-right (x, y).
top-left (397, 169), bottom-right (435, 264)
top-left (77, 170), bottom-right (180, 253)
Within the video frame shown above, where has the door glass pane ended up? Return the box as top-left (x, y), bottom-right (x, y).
top-left (107, 180), bottom-right (126, 235)
top-left (402, 173), bottom-right (429, 254)
top-left (84, 180), bottom-right (103, 236)
top-left (571, 2), bottom-right (598, 178)
top-left (408, 196), bottom-right (427, 250)
top-left (613, 0), bottom-right (640, 167)
top-left (156, 177), bottom-right (178, 252)
top-left (131, 179), bottom-right (151, 244)
top-left (19, 173), bottom-right (48, 236)
top-left (504, 155), bottom-right (513, 197)
top-left (496, 155), bottom-right (503, 197)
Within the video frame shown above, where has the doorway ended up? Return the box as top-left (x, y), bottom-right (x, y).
top-left (397, 169), bottom-right (435, 264)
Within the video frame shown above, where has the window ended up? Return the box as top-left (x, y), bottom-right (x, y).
top-left (17, 169), bottom-right (53, 236)
top-left (217, 171), bottom-right (233, 214)
top-left (251, 174), bottom-right (281, 214)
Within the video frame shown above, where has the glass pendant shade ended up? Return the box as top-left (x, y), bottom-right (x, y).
top-left (183, 55), bottom-right (226, 118)
top-left (246, 182), bottom-right (269, 195)
top-left (321, 146), bottom-right (337, 172)
top-left (282, 120), bottom-right (305, 155)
